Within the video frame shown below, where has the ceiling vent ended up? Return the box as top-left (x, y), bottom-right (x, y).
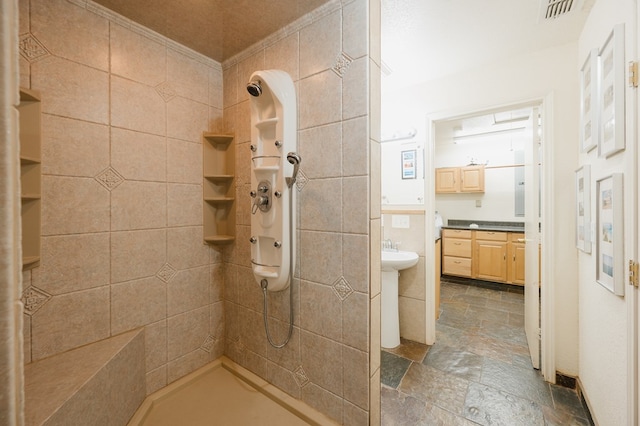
top-left (539, 0), bottom-right (583, 20)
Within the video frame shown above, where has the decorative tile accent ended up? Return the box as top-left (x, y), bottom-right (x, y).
top-left (200, 335), bottom-right (215, 353)
top-left (295, 170), bottom-right (308, 192)
top-left (332, 52), bottom-right (353, 77)
top-left (155, 82), bottom-right (176, 102)
top-left (293, 365), bottom-right (310, 388)
top-left (94, 167), bottom-right (124, 191)
top-left (156, 263), bottom-right (177, 282)
top-left (332, 276), bottom-right (354, 300)
top-left (19, 33), bottom-right (51, 62)
top-left (21, 286), bottom-right (52, 316)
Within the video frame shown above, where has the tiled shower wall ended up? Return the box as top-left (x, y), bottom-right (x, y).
top-left (19, 0), bottom-right (225, 395)
top-left (221, 0), bottom-right (381, 424)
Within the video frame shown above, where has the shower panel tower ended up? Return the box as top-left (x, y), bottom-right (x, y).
top-left (247, 70), bottom-right (298, 293)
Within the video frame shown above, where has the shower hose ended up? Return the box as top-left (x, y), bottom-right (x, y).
top-left (260, 181), bottom-right (295, 348)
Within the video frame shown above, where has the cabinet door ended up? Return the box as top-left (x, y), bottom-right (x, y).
top-left (475, 241), bottom-right (508, 282)
top-left (460, 166), bottom-right (485, 192)
top-left (510, 242), bottom-right (526, 285)
top-left (435, 168), bottom-right (459, 193)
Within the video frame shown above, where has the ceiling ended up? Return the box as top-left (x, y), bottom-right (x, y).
top-left (92, 0), bottom-right (330, 62)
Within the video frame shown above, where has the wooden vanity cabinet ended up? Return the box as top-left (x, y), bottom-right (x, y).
top-left (435, 166), bottom-right (485, 194)
top-left (508, 233), bottom-right (526, 285)
top-left (474, 231), bottom-right (508, 282)
top-left (442, 229), bottom-right (473, 278)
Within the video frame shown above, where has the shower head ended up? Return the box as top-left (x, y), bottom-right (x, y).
top-left (247, 80), bottom-right (262, 97)
top-left (286, 152), bottom-right (302, 188)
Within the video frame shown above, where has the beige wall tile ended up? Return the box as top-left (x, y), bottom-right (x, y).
top-left (369, 59), bottom-right (381, 142)
top-left (223, 64), bottom-right (238, 108)
top-left (299, 10), bottom-right (341, 79)
top-left (235, 140), bottom-right (251, 186)
top-left (266, 323), bottom-right (300, 371)
top-left (370, 219), bottom-right (381, 296)
top-left (41, 114), bottom-right (109, 177)
top-left (223, 263), bottom-right (238, 304)
top-left (111, 128), bottom-right (166, 182)
top-left (38, 233), bottom-right (110, 295)
top-left (399, 296), bottom-right (426, 343)
top-left (111, 277), bottom-right (166, 334)
top-left (343, 57), bottom-right (368, 121)
top-left (343, 291), bottom-right (369, 352)
top-left (167, 48), bottom-right (210, 105)
top-left (343, 345), bottom-right (369, 410)
top-left (266, 278), bottom-right (300, 326)
top-left (31, 286), bottom-right (110, 360)
top-left (242, 350), bottom-right (268, 379)
top-left (111, 181), bottom-right (167, 231)
top-left (224, 301), bottom-right (240, 342)
top-left (399, 257), bottom-right (426, 300)
top-left (32, 56), bottom-right (109, 124)
top-left (167, 96), bottom-right (209, 143)
top-left (343, 0), bottom-right (368, 60)
top-left (370, 139), bottom-right (381, 219)
top-left (383, 214), bottom-right (425, 254)
top-left (301, 383), bottom-right (343, 424)
top-left (208, 106), bottom-right (224, 132)
top-left (167, 306), bottom-right (209, 360)
top-left (23, 314), bottom-right (31, 364)
top-left (300, 178), bottom-right (342, 232)
top-left (300, 281), bottom-right (341, 341)
top-left (343, 117), bottom-right (368, 177)
top-left (370, 293), bottom-right (380, 374)
top-left (236, 265), bottom-right (262, 312)
top-left (299, 71), bottom-right (342, 129)
top-left (369, 368), bottom-right (381, 426)
top-left (42, 176), bottom-right (110, 236)
top-left (235, 100), bottom-right (251, 144)
top-left (344, 400), bottom-right (369, 426)
top-left (265, 33), bottom-right (299, 82)
top-left (145, 320), bottom-right (167, 372)
top-left (210, 301), bottom-right (224, 340)
top-left (19, 56), bottom-right (29, 90)
top-left (111, 75), bottom-right (166, 136)
top-left (31, 0), bottom-right (109, 71)
top-left (210, 263), bottom-right (223, 303)
top-left (266, 361), bottom-right (300, 400)
top-left (237, 52), bottom-right (265, 104)
top-left (19, 0), bottom-right (29, 33)
top-left (209, 68), bottom-right (223, 110)
top-left (238, 307), bottom-right (267, 357)
top-left (167, 349), bottom-right (211, 384)
top-left (300, 231), bottom-right (342, 286)
top-left (167, 183), bottom-right (202, 227)
top-left (369, 0), bottom-right (382, 66)
top-left (106, 332), bottom-right (146, 426)
top-left (343, 234), bottom-right (369, 293)
top-left (167, 226), bottom-right (209, 270)
top-left (343, 176), bottom-right (369, 234)
top-left (110, 24), bottom-right (166, 85)
top-left (167, 266), bottom-right (209, 316)
top-left (146, 366), bottom-right (167, 396)
top-left (111, 229), bottom-right (166, 284)
top-left (300, 331), bottom-right (343, 396)
top-left (167, 138), bottom-right (203, 184)
top-left (299, 123), bottom-right (342, 179)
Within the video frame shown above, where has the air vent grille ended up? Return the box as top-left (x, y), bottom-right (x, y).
top-left (541, 0), bottom-right (580, 20)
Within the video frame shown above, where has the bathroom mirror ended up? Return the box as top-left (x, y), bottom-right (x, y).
top-left (381, 140), bottom-right (425, 206)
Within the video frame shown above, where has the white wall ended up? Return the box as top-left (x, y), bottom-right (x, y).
top-left (577, 0), bottom-right (635, 424)
top-left (383, 41), bottom-right (580, 376)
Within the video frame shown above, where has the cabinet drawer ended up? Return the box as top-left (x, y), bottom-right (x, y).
top-left (442, 229), bottom-right (472, 239)
top-left (443, 238), bottom-right (472, 258)
top-left (476, 231), bottom-right (507, 241)
top-left (443, 256), bottom-right (472, 277)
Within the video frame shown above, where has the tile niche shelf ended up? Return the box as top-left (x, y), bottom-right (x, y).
top-left (19, 88), bottom-right (42, 269)
top-left (203, 133), bottom-right (235, 245)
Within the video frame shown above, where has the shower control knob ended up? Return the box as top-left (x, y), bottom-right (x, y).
top-left (274, 191), bottom-right (282, 198)
top-left (250, 191), bottom-right (256, 198)
top-left (275, 140), bottom-right (282, 148)
top-left (249, 236), bottom-right (257, 244)
top-left (250, 144), bottom-right (257, 152)
top-left (274, 241), bottom-right (282, 248)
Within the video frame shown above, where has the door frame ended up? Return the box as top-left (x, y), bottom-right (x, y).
top-left (424, 95), bottom-right (556, 382)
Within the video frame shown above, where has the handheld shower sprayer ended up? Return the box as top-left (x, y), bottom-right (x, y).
top-left (286, 152), bottom-right (301, 188)
top-left (247, 80), bottom-right (262, 97)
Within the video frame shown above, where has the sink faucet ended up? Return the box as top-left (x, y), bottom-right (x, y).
top-left (382, 239), bottom-right (400, 252)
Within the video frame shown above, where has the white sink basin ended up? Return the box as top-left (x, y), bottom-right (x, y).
top-left (381, 250), bottom-right (419, 272)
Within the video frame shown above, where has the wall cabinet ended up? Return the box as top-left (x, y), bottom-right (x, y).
top-left (435, 165), bottom-right (485, 193)
top-left (203, 133), bottom-right (235, 245)
top-left (442, 228), bottom-right (525, 286)
top-left (19, 89), bottom-right (41, 270)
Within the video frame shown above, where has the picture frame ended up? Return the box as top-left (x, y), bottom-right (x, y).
top-left (575, 165), bottom-right (591, 253)
top-left (580, 49), bottom-right (599, 153)
top-left (401, 150), bottom-right (416, 179)
top-left (598, 24), bottom-right (625, 158)
top-left (596, 173), bottom-right (624, 295)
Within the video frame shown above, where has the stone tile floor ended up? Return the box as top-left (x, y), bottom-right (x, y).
top-left (381, 279), bottom-right (594, 425)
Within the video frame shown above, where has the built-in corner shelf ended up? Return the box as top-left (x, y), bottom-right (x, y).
top-left (203, 133), bottom-right (235, 245)
top-left (19, 88), bottom-right (42, 270)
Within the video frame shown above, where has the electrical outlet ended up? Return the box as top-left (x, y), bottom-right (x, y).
top-left (475, 199), bottom-right (482, 207)
top-left (391, 215), bottom-right (410, 229)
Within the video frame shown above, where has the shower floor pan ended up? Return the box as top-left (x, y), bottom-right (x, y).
top-left (128, 357), bottom-right (337, 426)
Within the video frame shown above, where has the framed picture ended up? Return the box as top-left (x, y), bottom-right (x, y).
top-left (575, 165), bottom-right (591, 253)
top-left (580, 49), bottom-right (599, 153)
top-left (596, 173), bottom-right (624, 295)
top-left (598, 24), bottom-right (625, 158)
top-left (401, 150), bottom-right (416, 179)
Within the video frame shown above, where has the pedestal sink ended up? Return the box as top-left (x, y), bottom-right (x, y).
top-left (381, 250), bottom-right (419, 348)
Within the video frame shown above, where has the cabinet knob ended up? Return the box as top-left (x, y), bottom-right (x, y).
top-left (249, 236), bottom-right (257, 244)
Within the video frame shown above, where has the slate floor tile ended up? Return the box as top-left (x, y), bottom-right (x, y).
top-left (381, 351), bottom-right (411, 389)
top-left (463, 382), bottom-right (545, 425)
top-left (399, 362), bottom-right (470, 415)
top-left (480, 358), bottom-right (553, 407)
top-left (422, 344), bottom-right (484, 382)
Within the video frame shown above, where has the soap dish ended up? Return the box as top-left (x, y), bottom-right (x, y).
top-left (469, 223), bottom-right (479, 229)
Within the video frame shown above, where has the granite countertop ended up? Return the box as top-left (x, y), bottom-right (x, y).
top-left (442, 220), bottom-right (525, 233)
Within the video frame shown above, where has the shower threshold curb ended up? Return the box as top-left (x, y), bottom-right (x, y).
top-left (128, 356), bottom-right (339, 426)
